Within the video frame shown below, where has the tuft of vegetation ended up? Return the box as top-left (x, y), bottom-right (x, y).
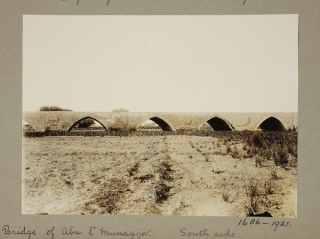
top-left (263, 178), bottom-right (274, 195)
top-left (39, 105), bottom-right (72, 111)
top-left (226, 145), bottom-right (231, 154)
top-left (255, 156), bottom-right (263, 167)
top-left (269, 166), bottom-right (280, 180)
top-left (222, 190), bottom-right (230, 202)
top-left (243, 131), bottom-right (296, 167)
top-left (288, 155), bottom-right (298, 168)
top-left (273, 145), bottom-right (289, 166)
top-left (245, 177), bottom-right (261, 216)
top-left (247, 132), bottom-right (263, 148)
top-left (231, 148), bottom-right (239, 158)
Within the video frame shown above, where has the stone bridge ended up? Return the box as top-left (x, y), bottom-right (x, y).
top-left (22, 111), bottom-right (298, 132)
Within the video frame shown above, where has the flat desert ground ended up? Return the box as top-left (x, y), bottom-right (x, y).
top-left (22, 135), bottom-right (297, 217)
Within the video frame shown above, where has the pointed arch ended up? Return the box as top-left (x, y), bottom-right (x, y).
top-left (67, 116), bottom-right (109, 132)
top-left (197, 116), bottom-right (234, 131)
top-left (136, 116), bottom-right (176, 131)
top-left (256, 116), bottom-right (287, 131)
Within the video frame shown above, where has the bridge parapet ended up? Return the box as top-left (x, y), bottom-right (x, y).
top-left (23, 112), bottom-right (298, 132)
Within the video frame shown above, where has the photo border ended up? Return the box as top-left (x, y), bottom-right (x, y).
top-left (1, 1), bottom-right (319, 238)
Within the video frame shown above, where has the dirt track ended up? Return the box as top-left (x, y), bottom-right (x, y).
top-left (22, 136), bottom-right (297, 217)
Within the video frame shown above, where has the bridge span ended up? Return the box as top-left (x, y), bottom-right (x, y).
top-left (22, 111), bottom-right (298, 132)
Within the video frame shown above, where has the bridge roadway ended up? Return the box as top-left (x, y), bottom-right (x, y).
top-left (22, 111), bottom-right (298, 132)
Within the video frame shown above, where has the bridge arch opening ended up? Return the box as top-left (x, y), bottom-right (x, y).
top-left (258, 117), bottom-right (286, 131)
top-left (206, 117), bottom-right (233, 131)
top-left (67, 117), bottom-right (108, 132)
top-left (137, 117), bottom-right (174, 131)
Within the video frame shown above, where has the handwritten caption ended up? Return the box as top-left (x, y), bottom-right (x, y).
top-left (62, 0), bottom-right (249, 6)
top-left (1, 219), bottom-right (291, 239)
top-left (62, 0), bottom-right (111, 6)
top-left (1, 226), bottom-right (151, 239)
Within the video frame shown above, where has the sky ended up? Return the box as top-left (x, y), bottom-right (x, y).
top-left (23, 15), bottom-right (298, 112)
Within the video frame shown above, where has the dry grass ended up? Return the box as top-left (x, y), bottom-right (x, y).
top-left (269, 166), bottom-right (281, 180)
top-left (22, 134), bottom-right (297, 217)
top-left (245, 177), bottom-right (261, 215)
top-left (222, 190), bottom-right (230, 202)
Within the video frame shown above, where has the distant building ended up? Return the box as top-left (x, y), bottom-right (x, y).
top-left (112, 108), bottom-right (129, 113)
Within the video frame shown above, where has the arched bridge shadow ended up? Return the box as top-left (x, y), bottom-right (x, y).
top-left (67, 116), bottom-right (109, 132)
top-left (136, 116), bottom-right (176, 131)
top-left (256, 116), bottom-right (287, 131)
top-left (198, 116), bottom-right (234, 131)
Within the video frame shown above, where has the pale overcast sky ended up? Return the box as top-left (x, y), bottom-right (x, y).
top-left (23, 15), bottom-right (298, 112)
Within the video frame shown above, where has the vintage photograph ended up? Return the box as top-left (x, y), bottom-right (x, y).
top-left (22, 15), bottom-right (298, 217)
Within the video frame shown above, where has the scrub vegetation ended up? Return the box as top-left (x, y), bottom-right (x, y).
top-left (22, 131), bottom-right (297, 217)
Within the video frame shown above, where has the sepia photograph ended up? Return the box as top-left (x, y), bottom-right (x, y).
top-left (22, 15), bottom-right (298, 217)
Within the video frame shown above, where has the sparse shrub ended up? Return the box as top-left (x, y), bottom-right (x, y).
top-left (258, 149), bottom-right (265, 158)
top-left (288, 126), bottom-right (297, 132)
top-left (273, 145), bottom-right (289, 166)
top-left (226, 145), bottom-right (231, 154)
top-left (231, 148), bottom-right (239, 158)
top-left (39, 105), bottom-right (72, 111)
top-left (222, 190), bottom-right (230, 202)
top-left (225, 136), bottom-right (232, 143)
top-left (245, 177), bottom-right (261, 216)
top-left (269, 166), bottom-right (280, 180)
top-left (255, 156), bottom-right (263, 167)
top-left (213, 168), bottom-right (224, 174)
top-left (264, 149), bottom-right (272, 160)
top-left (288, 144), bottom-right (298, 158)
top-left (247, 132), bottom-right (264, 148)
top-left (288, 155), bottom-right (298, 168)
top-left (243, 144), bottom-right (247, 151)
top-left (263, 178), bottom-right (274, 195)
top-left (247, 147), bottom-right (255, 158)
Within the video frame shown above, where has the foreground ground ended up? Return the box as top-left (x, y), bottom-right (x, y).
top-left (22, 135), bottom-right (297, 217)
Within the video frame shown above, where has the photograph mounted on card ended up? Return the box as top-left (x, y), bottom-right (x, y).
top-left (22, 15), bottom-right (298, 217)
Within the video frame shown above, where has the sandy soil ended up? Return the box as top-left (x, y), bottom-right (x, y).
top-left (22, 135), bottom-right (297, 217)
